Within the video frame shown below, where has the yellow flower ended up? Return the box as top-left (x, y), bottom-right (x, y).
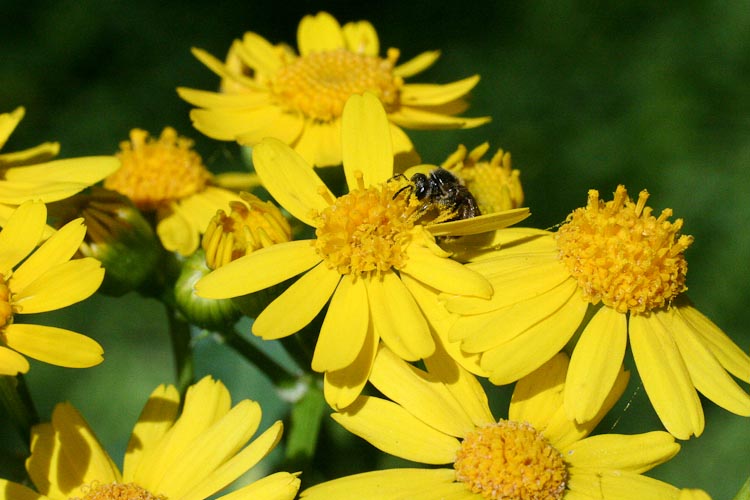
top-left (195, 93), bottom-right (528, 409)
top-left (0, 201), bottom-right (104, 375)
top-left (177, 11), bottom-right (490, 167)
top-left (441, 142), bottom-right (524, 213)
top-left (0, 376), bottom-right (299, 500)
top-left (445, 186), bottom-right (750, 439)
top-left (105, 127), bottom-right (249, 256)
top-left (302, 347), bottom-right (689, 500)
top-left (0, 107), bottom-right (120, 224)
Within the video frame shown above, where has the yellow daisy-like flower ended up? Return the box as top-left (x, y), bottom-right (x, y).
top-left (0, 200), bottom-right (104, 375)
top-left (441, 142), bottom-right (524, 213)
top-left (0, 376), bottom-right (299, 500)
top-left (177, 11), bottom-right (490, 167)
top-left (105, 127), bottom-right (248, 256)
top-left (0, 107), bottom-right (120, 224)
top-left (195, 93), bottom-right (528, 409)
top-left (302, 347), bottom-right (689, 500)
top-left (445, 186), bottom-right (750, 439)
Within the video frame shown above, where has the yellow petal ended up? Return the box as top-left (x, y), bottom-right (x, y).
top-left (252, 138), bottom-right (332, 226)
top-left (0, 141), bottom-right (59, 167)
top-left (629, 314), bottom-right (704, 439)
top-left (665, 307), bottom-right (750, 415)
top-left (0, 107), bottom-right (24, 149)
top-left (401, 244), bottom-right (491, 298)
top-left (567, 470), bottom-right (680, 500)
top-left (565, 306), bottom-right (628, 423)
top-left (301, 469), bottom-right (457, 500)
top-left (0, 180), bottom-right (96, 205)
top-left (324, 325), bottom-right (377, 409)
top-left (218, 472), bottom-right (300, 500)
top-left (564, 431), bottom-right (679, 473)
top-left (10, 217), bottom-right (86, 293)
top-left (292, 119), bottom-right (343, 168)
top-left (253, 263), bottom-right (339, 340)
top-left (369, 346), bottom-right (476, 437)
top-left (0, 479), bottom-right (48, 500)
top-left (389, 123), bottom-right (419, 167)
top-left (123, 384), bottom-right (181, 482)
top-left (401, 76), bottom-right (480, 106)
top-left (0, 200), bottom-right (45, 273)
top-left (177, 87), bottom-right (270, 109)
top-left (235, 31), bottom-right (284, 75)
top-left (196, 240), bottom-right (321, 299)
top-left (297, 12), bottom-right (345, 56)
top-left (509, 352), bottom-right (568, 431)
top-left (481, 291), bottom-right (588, 385)
top-left (4, 156), bottom-right (120, 185)
top-left (389, 107), bottom-right (490, 130)
top-left (393, 51), bottom-right (441, 78)
top-left (3, 324), bottom-right (102, 368)
top-left (13, 258), bottom-right (103, 314)
top-left (427, 207), bottom-right (531, 237)
top-left (156, 207), bottom-right (198, 255)
top-left (332, 396), bottom-right (459, 464)
top-left (367, 273), bottom-right (434, 361)
top-left (342, 21), bottom-right (379, 55)
top-left (312, 277), bottom-right (369, 372)
top-left (190, 47), bottom-right (262, 91)
top-left (342, 93), bottom-right (393, 189)
top-left (191, 106), bottom-right (304, 145)
top-left (0, 346), bottom-right (30, 375)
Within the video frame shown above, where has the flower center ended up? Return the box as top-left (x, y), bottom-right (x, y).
top-left (270, 48), bottom-right (402, 121)
top-left (0, 277), bottom-right (13, 329)
top-left (555, 185), bottom-right (693, 314)
top-left (106, 127), bottom-right (211, 211)
top-left (202, 192), bottom-right (292, 269)
top-left (313, 177), bottom-right (414, 277)
top-left (72, 482), bottom-right (165, 500)
top-left (454, 420), bottom-right (567, 500)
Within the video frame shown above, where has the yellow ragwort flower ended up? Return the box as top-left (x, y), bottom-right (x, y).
top-left (302, 347), bottom-right (691, 500)
top-left (0, 107), bottom-right (120, 224)
top-left (445, 186), bottom-right (750, 439)
top-left (195, 93), bottom-right (528, 409)
top-left (0, 376), bottom-right (299, 500)
top-left (0, 201), bottom-right (104, 375)
top-left (177, 11), bottom-right (490, 167)
top-left (105, 127), bottom-right (248, 255)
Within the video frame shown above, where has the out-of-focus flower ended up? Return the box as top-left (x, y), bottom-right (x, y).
top-left (0, 201), bottom-right (104, 375)
top-left (178, 11), bottom-right (489, 167)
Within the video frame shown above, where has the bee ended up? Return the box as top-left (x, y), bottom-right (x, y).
top-left (393, 167), bottom-right (481, 222)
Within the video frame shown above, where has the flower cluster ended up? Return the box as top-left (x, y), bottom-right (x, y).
top-left (1, 10), bottom-right (746, 500)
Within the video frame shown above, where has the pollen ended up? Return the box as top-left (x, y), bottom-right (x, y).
top-left (106, 127), bottom-right (211, 211)
top-left (72, 482), bottom-right (165, 500)
top-left (202, 192), bottom-right (292, 269)
top-left (555, 185), bottom-right (693, 314)
top-left (454, 420), bottom-right (567, 500)
top-left (270, 48), bottom-right (402, 121)
top-left (0, 278), bottom-right (13, 329)
top-left (442, 143), bottom-right (524, 213)
top-left (313, 181), bottom-right (414, 277)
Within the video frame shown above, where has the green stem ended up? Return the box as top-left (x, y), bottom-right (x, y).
top-left (0, 375), bottom-right (38, 448)
top-left (166, 305), bottom-right (194, 396)
top-left (733, 476), bottom-right (750, 500)
top-left (222, 328), bottom-right (301, 386)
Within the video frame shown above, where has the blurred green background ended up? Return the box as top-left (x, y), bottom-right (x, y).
top-left (2, 0), bottom-right (749, 497)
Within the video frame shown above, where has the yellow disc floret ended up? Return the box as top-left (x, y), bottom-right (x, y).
top-left (555, 185), bottom-right (693, 314)
top-left (73, 482), bottom-right (165, 500)
top-left (314, 178), bottom-right (414, 277)
top-left (270, 48), bottom-right (402, 121)
top-left (454, 420), bottom-right (567, 500)
top-left (106, 127), bottom-right (211, 211)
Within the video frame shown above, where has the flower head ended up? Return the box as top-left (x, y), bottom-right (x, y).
top-left (301, 347), bottom-right (690, 500)
top-left (178, 11), bottom-right (490, 167)
top-left (0, 376), bottom-right (299, 500)
top-left (105, 127), bottom-right (245, 255)
top-left (0, 201), bottom-right (104, 375)
top-left (0, 107), bottom-right (120, 222)
top-left (444, 186), bottom-right (750, 439)
top-left (195, 93), bottom-right (528, 409)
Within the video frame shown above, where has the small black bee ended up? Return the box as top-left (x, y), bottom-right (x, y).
top-left (393, 168), bottom-right (481, 221)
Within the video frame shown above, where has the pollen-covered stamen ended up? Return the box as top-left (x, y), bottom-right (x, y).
top-left (313, 182), bottom-right (415, 276)
top-left (555, 185), bottom-right (693, 314)
top-left (106, 127), bottom-right (211, 211)
top-left (0, 278), bottom-right (13, 329)
top-left (71, 482), bottom-right (165, 500)
top-left (270, 48), bottom-right (402, 121)
top-left (454, 420), bottom-right (567, 500)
